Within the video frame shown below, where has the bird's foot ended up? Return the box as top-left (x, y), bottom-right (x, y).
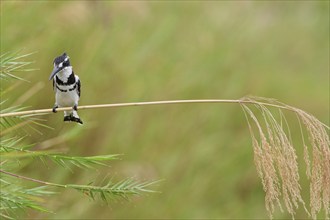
top-left (52, 105), bottom-right (58, 113)
top-left (71, 116), bottom-right (83, 124)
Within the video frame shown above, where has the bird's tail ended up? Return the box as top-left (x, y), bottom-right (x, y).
top-left (64, 110), bottom-right (83, 124)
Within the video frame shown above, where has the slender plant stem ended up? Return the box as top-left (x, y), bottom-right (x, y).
top-left (0, 99), bottom-right (293, 118)
top-left (0, 169), bottom-right (63, 187)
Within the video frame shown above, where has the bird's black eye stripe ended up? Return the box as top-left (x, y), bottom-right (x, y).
top-left (63, 60), bottom-right (70, 67)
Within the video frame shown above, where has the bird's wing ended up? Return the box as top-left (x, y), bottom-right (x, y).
top-left (53, 79), bottom-right (55, 92)
top-left (77, 77), bottom-right (81, 97)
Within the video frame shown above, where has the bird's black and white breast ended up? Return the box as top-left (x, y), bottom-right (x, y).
top-left (53, 70), bottom-right (81, 107)
top-left (54, 76), bottom-right (80, 107)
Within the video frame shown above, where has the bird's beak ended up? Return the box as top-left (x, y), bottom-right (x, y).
top-left (49, 66), bottom-right (62, 80)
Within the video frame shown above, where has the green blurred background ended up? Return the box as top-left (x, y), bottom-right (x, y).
top-left (1, 1), bottom-right (329, 219)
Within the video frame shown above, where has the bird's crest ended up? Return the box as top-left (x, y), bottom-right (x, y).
top-left (53, 52), bottom-right (70, 65)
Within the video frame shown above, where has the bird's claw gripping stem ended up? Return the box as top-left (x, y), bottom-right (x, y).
top-left (73, 105), bottom-right (78, 111)
top-left (52, 105), bottom-right (58, 113)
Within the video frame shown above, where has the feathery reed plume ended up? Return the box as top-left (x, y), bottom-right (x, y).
top-left (241, 96), bottom-right (329, 219)
top-left (294, 108), bottom-right (330, 219)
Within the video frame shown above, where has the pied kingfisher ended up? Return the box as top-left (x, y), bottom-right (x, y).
top-left (49, 52), bottom-right (83, 124)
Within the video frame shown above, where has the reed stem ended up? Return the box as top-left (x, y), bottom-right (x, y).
top-left (0, 99), bottom-right (292, 118)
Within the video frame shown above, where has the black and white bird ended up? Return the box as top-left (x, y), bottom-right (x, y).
top-left (49, 52), bottom-right (83, 124)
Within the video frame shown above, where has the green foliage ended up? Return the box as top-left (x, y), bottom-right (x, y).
top-left (67, 178), bottom-right (160, 203)
top-left (0, 179), bottom-right (55, 219)
top-left (0, 51), bottom-right (35, 81)
top-left (0, 52), bottom-right (157, 219)
top-left (1, 139), bottom-right (119, 170)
